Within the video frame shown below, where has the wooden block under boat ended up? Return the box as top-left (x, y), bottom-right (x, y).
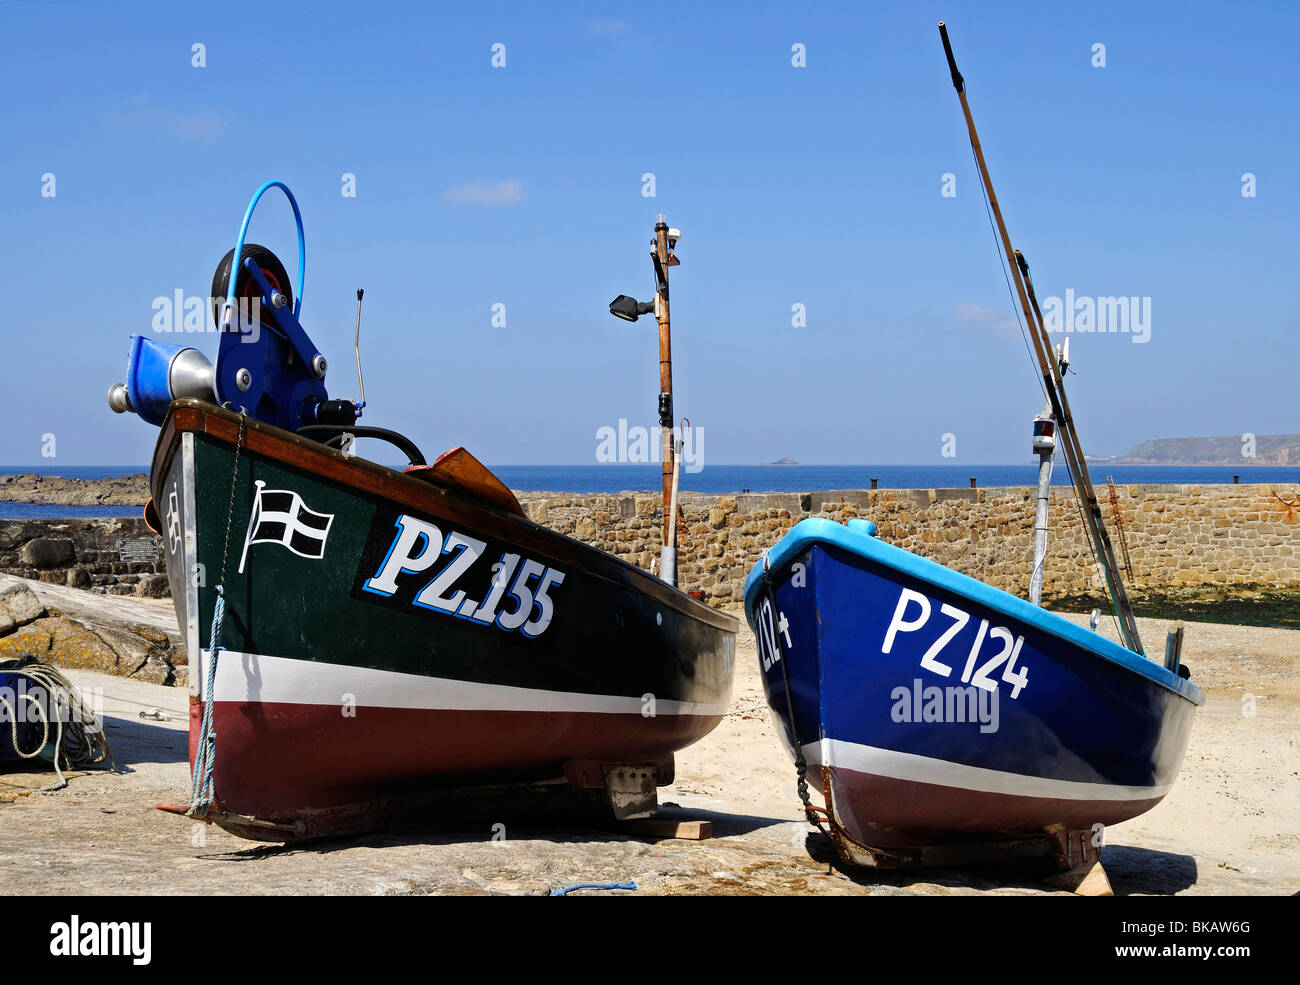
top-left (616, 819), bottom-right (713, 841)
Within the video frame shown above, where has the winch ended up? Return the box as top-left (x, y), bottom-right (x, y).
top-left (108, 181), bottom-right (361, 433)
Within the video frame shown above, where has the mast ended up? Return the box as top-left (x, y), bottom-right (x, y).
top-left (652, 215), bottom-right (677, 577)
top-left (609, 216), bottom-right (682, 586)
top-left (938, 22), bottom-right (1144, 654)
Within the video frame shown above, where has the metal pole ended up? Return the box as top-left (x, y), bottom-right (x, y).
top-left (1029, 449), bottom-right (1053, 606)
top-left (663, 430), bottom-right (683, 586)
top-left (939, 22), bottom-right (1143, 655)
top-left (1163, 622), bottom-right (1185, 674)
top-left (1029, 357), bottom-right (1059, 606)
top-left (353, 288), bottom-right (366, 407)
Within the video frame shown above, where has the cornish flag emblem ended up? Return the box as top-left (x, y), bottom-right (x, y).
top-left (238, 480), bottom-right (334, 573)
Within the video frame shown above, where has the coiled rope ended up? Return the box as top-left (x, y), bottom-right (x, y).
top-left (0, 660), bottom-right (113, 791)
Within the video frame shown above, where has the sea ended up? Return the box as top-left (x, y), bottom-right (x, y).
top-left (3, 463), bottom-right (1298, 519)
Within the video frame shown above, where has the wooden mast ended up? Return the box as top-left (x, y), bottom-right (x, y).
top-left (651, 215), bottom-right (678, 569)
top-left (938, 21), bottom-right (1144, 654)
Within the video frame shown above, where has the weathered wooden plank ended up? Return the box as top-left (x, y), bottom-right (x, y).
top-left (618, 819), bottom-right (713, 841)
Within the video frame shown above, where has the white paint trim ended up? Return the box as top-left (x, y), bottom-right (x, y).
top-left (803, 737), bottom-right (1170, 803)
top-left (198, 649), bottom-right (729, 717)
top-left (181, 433), bottom-right (200, 698)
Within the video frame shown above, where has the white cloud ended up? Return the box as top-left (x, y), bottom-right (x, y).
top-left (105, 93), bottom-right (229, 143)
top-left (441, 178), bottom-right (527, 206)
top-left (952, 302), bottom-right (1021, 340)
top-left (586, 18), bottom-right (628, 37)
top-left (953, 302), bottom-right (999, 322)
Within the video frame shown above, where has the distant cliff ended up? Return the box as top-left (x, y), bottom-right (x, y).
top-left (1113, 434), bottom-right (1299, 466)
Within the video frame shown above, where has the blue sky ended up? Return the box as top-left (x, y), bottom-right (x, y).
top-left (1, 0), bottom-right (1295, 467)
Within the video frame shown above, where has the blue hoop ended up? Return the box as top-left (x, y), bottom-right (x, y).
top-left (225, 180), bottom-right (306, 318)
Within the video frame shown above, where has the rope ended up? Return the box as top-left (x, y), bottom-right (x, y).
top-left (0, 661), bottom-right (114, 792)
top-left (188, 592), bottom-right (223, 811)
top-left (189, 411), bottom-right (246, 816)
top-left (549, 882), bottom-right (636, 896)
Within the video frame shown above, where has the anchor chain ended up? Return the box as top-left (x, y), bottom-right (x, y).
top-left (759, 554), bottom-right (832, 836)
top-left (761, 553), bottom-right (902, 867)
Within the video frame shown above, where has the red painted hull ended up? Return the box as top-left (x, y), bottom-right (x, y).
top-left (824, 765), bottom-right (1165, 851)
top-left (189, 699), bottom-right (721, 826)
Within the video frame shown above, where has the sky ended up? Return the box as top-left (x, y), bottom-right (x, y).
top-left (1, 0), bottom-right (1296, 467)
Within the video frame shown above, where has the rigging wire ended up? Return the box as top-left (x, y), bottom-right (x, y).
top-left (964, 117), bottom-right (1120, 636)
top-left (1058, 449), bottom-right (1125, 640)
top-left (966, 128), bottom-right (1047, 406)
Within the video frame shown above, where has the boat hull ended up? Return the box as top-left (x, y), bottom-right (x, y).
top-left (743, 518), bottom-right (1202, 855)
top-left (153, 401), bottom-right (736, 836)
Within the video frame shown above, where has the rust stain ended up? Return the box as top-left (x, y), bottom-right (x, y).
top-left (1270, 489), bottom-right (1298, 523)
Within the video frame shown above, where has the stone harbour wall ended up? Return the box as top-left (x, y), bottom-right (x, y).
top-left (517, 483), bottom-right (1300, 607)
top-left (4, 483), bottom-right (1297, 609)
top-left (0, 518), bottom-right (168, 598)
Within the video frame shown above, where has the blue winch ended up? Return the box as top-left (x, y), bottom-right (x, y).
top-left (108, 181), bottom-right (361, 433)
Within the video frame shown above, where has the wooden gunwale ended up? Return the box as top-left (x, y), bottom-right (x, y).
top-left (150, 399), bottom-right (737, 633)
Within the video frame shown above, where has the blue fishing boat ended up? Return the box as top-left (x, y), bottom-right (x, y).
top-left (744, 518), bottom-right (1203, 866)
top-left (742, 24), bottom-right (1206, 877)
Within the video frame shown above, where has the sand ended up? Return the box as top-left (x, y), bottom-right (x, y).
top-left (0, 612), bottom-right (1295, 896)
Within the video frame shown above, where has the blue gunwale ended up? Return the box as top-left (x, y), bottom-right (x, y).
top-left (743, 517), bottom-right (1205, 706)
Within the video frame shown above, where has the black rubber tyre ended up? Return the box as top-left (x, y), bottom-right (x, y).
top-left (210, 243), bottom-right (293, 330)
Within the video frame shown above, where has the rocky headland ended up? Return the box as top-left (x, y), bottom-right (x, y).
top-left (0, 472), bottom-right (148, 506)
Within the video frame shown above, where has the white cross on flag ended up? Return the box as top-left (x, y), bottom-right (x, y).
top-left (238, 480), bottom-right (334, 573)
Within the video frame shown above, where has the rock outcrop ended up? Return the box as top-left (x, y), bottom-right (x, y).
top-left (0, 472), bottom-right (148, 506)
top-left (0, 575), bottom-right (183, 686)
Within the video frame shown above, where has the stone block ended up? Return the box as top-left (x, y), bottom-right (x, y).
top-left (0, 577), bottom-right (46, 627)
top-left (18, 537), bottom-right (75, 569)
top-left (136, 573), bottom-right (171, 598)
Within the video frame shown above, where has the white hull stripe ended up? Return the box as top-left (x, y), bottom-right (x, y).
top-left (803, 738), bottom-right (1172, 803)
top-left (199, 649), bottom-right (730, 717)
